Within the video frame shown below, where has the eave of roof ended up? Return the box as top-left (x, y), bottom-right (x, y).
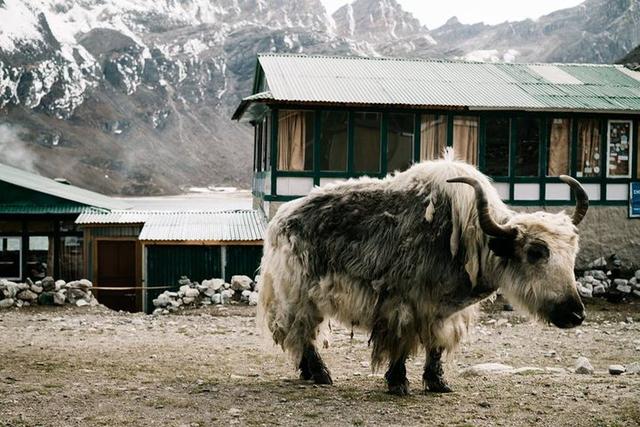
top-left (0, 163), bottom-right (129, 211)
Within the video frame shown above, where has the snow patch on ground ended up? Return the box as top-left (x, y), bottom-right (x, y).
top-left (0, 0), bottom-right (44, 52)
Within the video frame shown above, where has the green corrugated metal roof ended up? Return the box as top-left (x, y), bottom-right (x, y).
top-left (0, 205), bottom-right (107, 215)
top-left (233, 54), bottom-right (640, 120)
top-left (0, 163), bottom-right (129, 211)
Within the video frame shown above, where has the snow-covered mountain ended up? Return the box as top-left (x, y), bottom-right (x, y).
top-left (1, 0), bottom-right (639, 194)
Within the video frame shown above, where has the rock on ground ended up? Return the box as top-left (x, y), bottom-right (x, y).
top-left (608, 365), bottom-right (626, 375)
top-left (575, 357), bottom-right (594, 374)
top-left (460, 363), bottom-right (515, 377)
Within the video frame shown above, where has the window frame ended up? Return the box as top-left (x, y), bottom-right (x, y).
top-left (0, 235), bottom-right (23, 281)
top-left (606, 119), bottom-right (633, 179)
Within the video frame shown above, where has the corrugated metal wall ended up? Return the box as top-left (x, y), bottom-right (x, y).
top-left (146, 245), bottom-right (223, 307)
top-left (225, 245), bottom-right (263, 282)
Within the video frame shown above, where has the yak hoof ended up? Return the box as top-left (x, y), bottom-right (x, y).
top-left (312, 367), bottom-right (333, 385)
top-left (425, 379), bottom-right (453, 393)
top-left (387, 380), bottom-right (410, 396)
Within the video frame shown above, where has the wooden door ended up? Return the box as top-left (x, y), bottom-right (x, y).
top-left (96, 240), bottom-right (138, 312)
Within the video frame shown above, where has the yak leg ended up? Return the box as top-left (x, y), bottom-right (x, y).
top-left (423, 347), bottom-right (452, 393)
top-left (299, 343), bottom-right (333, 385)
top-left (385, 354), bottom-right (409, 396)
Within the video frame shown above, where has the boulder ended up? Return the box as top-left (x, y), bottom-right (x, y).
top-left (616, 283), bottom-right (632, 294)
top-left (635, 270), bottom-right (640, 281)
top-left (54, 280), bottom-right (66, 291)
top-left (41, 276), bottom-right (55, 292)
top-left (182, 296), bottom-right (195, 305)
top-left (152, 308), bottom-right (164, 316)
top-left (589, 257), bottom-right (607, 268)
top-left (224, 282), bottom-right (231, 289)
top-left (231, 275), bottom-right (253, 291)
top-left (0, 298), bottom-right (14, 309)
top-left (76, 299), bottom-right (89, 307)
top-left (591, 270), bottom-right (608, 281)
top-left (53, 291), bottom-right (66, 306)
top-left (16, 289), bottom-right (38, 301)
top-left (38, 292), bottom-right (56, 306)
top-left (78, 279), bottom-right (93, 289)
top-left (576, 282), bottom-right (592, 298)
top-left (178, 276), bottom-right (191, 286)
top-left (241, 290), bottom-right (251, 302)
top-left (593, 284), bottom-right (606, 295)
top-left (16, 282), bottom-right (29, 291)
top-left (210, 279), bottom-right (224, 291)
top-left (204, 287), bottom-right (217, 297)
top-left (211, 294), bottom-right (222, 304)
top-left (248, 291), bottom-right (259, 306)
top-left (179, 284), bottom-right (191, 295)
top-left (608, 365), bottom-right (626, 375)
top-left (153, 293), bottom-right (171, 307)
top-left (221, 289), bottom-right (234, 304)
top-left (30, 284), bottom-right (43, 294)
top-left (575, 357), bottom-right (594, 374)
top-left (460, 363), bottom-right (515, 377)
top-left (183, 288), bottom-right (199, 298)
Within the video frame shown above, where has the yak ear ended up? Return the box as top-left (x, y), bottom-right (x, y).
top-left (488, 237), bottom-right (516, 258)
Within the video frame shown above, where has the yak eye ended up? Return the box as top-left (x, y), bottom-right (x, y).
top-left (526, 243), bottom-right (549, 264)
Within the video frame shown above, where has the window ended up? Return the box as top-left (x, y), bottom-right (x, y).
top-left (420, 114), bottom-right (447, 161)
top-left (576, 119), bottom-right (601, 177)
top-left (453, 116), bottom-right (479, 165)
top-left (547, 118), bottom-right (571, 176)
top-left (606, 120), bottom-right (632, 178)
top-left (320, 111), bottom-right (348, 171)
top-left (254, 124), bottom-right (262, 172)
top-left (263, 117), bottom-right (271, 171)
top-left (353, 112), bottom-right (381, 173)
top-left (485, 117), bottom-right (510, 176)
top-left (516, 117), bottom-right (540, 176)
top-left (26, 236), bottom-right (53, 280)
top-left (277, 110), bottom-right (314, 171)
top-left (0, 237), bottom-right (21, 279)
top-left (387, 113), bottom-right (414, 172)
top-left (59, 236), bottom-right (83, 281)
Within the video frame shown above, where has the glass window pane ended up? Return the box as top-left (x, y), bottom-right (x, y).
top-left (453, 116), bottom-right (479, 165)
top-left (607, 120), bottom-right (632, 178)
top-left (59, 236), bottom-right (84, 281)
top-left (353, 112), bottom-right (381, 173)
top-left (26, 236), bottom-right (53, 280)
top-left (387, 113), bottom-right (414, 172)
top-left (576, 119), bottom-right (601, 177)
top-left (547, 118), bottom-right (571, 176)
top-left (320, 111), bottom-right (348, 171)
top-left (516, 117), bottom-right (540, 176)
top-left (0, 236), bottom-right (21, 279)
top-left (420, 114), bottom-right (447, 161)
top-left (277, 110), bottom-right (314, 171)
top-left (485, 117), bottom-right (510, 176)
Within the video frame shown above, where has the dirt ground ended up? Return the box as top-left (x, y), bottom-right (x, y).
top-left (1, 298), bottom-right (639, 427)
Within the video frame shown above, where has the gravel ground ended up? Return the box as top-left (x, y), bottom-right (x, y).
top-left (1, 299), bottom-right (639, 427)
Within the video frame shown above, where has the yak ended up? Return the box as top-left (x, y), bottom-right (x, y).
top-left (257, 152), bottom-right (588, 395)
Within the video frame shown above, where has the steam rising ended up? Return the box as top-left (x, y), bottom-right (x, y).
top-left (0, 123), bottom-right (39, 173)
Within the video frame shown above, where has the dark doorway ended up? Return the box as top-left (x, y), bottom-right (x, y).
top-left (96, 240), bottom-right (138, 312)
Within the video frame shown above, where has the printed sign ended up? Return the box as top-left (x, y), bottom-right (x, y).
top-left (630, 182), bottom-right (640, 218)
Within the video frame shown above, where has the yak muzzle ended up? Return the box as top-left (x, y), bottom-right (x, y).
top-left (548, 297), bottom-right (586, 329)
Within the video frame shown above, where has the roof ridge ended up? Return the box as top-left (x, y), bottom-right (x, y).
top-left (257, 52), bottom-right (623, 68)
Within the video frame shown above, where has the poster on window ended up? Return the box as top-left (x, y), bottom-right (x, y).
top-left (607, 120), bottom-right (633, 178)
top-left (631, 182), bottom-right (640, 218)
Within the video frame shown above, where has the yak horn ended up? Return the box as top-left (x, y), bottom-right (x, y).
top-left (447, 177), bottom-right (518, 239)
top-left (559, 175), bottom-right (589, 225)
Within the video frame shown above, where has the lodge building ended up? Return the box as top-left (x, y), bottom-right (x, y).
top-left (233, 53), bottom-right (640, 268)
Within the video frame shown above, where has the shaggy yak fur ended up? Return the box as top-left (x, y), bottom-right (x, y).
top-left (257, 152), bottom-right (587, 395)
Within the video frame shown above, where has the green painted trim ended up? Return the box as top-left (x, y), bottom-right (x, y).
top-left (270, 109), bottom-right (278, 195)
top-left (446, 113), bottom-right (454, 148)
top-left (313, 110), bottom-right (321, 186)
top-left (509, 118), bottom-right (517, 201)
top-left (413, 113), bottom-right (421, 163)
top-left (634, 118), bottom-right (639, 180)
top-left (347, 112), bottom-right (355, 175)
top-left (381, 112), bottom-right (389, 175)
top-left (539, 117), bottom-right (548, 201)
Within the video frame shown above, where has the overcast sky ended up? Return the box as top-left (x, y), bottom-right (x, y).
top-left (321, 0), bottom-right (585, 29)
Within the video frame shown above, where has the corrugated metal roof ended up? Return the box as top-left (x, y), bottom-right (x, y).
top-left (234, 54), bottom-right (640, 118)
top-left (0, 163), bottom-right (128, 210)
top-left (139, 210), bottom-right (267, 241)
top-left (0, 205), bottom-right (107, 215)
top-left (76, 210), bottom-right (152, 224)
top-left (76, 209), bottom-right (267, 242)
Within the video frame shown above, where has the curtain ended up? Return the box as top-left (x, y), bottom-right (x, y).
top-left (577, 119), bottom-right (600, 177)
top-left (453, 116), bottom-right (479, 165)
top-left (278, 111), bottom-right (305, 171)
top-left (548, 119), bottom-right (570, 176)
top-left (420, 115), bottom-right (447, 160)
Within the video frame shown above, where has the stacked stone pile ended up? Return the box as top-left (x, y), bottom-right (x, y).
top-left (151, 275), bottom-right (260, 315)
top-left (576, 256), bottom-right (640, 300)
top-left (0, 277), bottom-right (98, 309)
